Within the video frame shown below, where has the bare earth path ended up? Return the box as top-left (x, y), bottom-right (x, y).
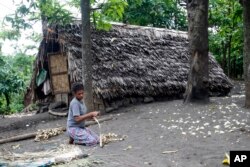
top-left (0, 82), bottom-right (250, 167)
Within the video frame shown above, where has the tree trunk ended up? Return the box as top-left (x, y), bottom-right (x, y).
top-left (243, 0), bottom-right (250, 108)
top-left (184, 0), bottom-right (209, 103)
top-left (81, 0), bottom-right (94, 111)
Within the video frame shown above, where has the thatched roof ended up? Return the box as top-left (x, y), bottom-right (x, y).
top-left (40, 23), bottom-right (232, 101)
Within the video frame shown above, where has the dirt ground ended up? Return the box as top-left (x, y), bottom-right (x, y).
top-left (0, 81), bottom-right (250, 167)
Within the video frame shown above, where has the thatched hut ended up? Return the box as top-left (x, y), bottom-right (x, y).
top-left (26, 22), bottom-right (232, 112)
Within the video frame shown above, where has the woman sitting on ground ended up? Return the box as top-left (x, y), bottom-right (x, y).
top-left (67, 82), bottom-right (99, 146)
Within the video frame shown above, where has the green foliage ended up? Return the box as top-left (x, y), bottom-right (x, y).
top-left (0, 97), bottom-right (8, 115)
top-left (0, 56), bottom-right (24, 113)
top-left (9, 93), bottom-right (25, 113)
top-left (69, 0), bottom-right (186, 31)
top-left (0, 54), bottom-right (34, 114)
top-left (38, 0), bottom-right (74, 24)
top-left (209, 0), bottom-right (243, 78)
top-left (26, 32), bottom-right (43, 43)
top-left (92, 11), bottom-right (112, 31)
top-left (0, 56), bottom-right (24, 94)
top-left (101, 0), bottom-right (128, 21)
top-left (89, 0), bottom-right (186, 30)
top-left (0, 28), bottom-right (21, 40)
top-left (12, 54), bottom-right (35, 85)
top-left (93, 0), bottom-right (128, 30)
top-left (5, 0), bottom-right (129, 33)
top-left (0, 92), bottom-right (25, 114)
top-left (5, 0), bottom-right (187, 33)
top-left (68, 0), bottom-right (81, 8)
top-left (68, 0), bottom-right (128, 30)
top-left (4, 0), bottom-right (74, 36)
top-left (122, 0), bottom-right (187, 30)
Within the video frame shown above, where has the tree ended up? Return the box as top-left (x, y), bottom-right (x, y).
top-left (122, 0), bottom-right (187, 30)
top-left (0, 21), bottom-right (36, 114)
top-left (70, 0), bottom-right (128, 30)
top-left (5, 0), bottom-right (128, 35)
top-left (0, 56), bottom-right (25, 112)
top-left (184, 0), bottom-right (209, 103)
top-left (4, 0), bottom-right (74, 36)
top-left (81, 0), bottom-right (94, 111)
top-left (242, 0), bottom-right (250, 107)
top-left (209, 0), bottom-right (243, 79)
top-left (0, 52), bottom-right (35, 114)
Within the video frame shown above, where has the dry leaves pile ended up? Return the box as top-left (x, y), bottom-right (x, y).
top-left (101, 133), bottom-right (126, 145)
top-left (0, 144), bottom-right (82, 162)
top-left (34, 127), bottom-right (65, 142)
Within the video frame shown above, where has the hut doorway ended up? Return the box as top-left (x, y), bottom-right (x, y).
top-left (48, 52), bottom-right (70, 105)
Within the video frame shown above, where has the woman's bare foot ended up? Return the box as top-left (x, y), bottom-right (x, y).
top-left (69, 137), bottom-right (74, 144)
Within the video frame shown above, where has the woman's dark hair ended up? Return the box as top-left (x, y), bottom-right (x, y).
top-left (71, 82), bottom-right (84, 93)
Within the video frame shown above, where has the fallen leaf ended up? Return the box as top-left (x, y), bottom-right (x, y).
top-left (123, 145), bottom-right (132, 151)
top-left (11, 144), bottom-right (20, 150)
top-left (162, 150), bottom-right (178, 154)
top-left (222, 153), bottom-right (230, 165)
top-left (144, 162), bottom-right (152, 165)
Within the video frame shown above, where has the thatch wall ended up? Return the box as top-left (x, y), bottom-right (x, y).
top-left (53, 23), bottom-right (232, 102)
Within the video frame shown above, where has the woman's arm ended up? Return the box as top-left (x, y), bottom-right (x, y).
top-left (74, 111), bottom-right (99, 123)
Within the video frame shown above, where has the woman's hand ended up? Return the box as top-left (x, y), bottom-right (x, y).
top-left (91, 111), bottom-right (100, 118)
top-left (74, 111), bottom-right (100, 123)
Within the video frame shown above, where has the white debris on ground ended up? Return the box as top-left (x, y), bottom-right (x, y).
top-left (142, 96), bottom-right (250, 139)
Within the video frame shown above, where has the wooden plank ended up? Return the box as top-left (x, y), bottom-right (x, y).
top-left (51, 74), bottom-right (70, 94)
top-left (49, 53), bottom-right (68, 74)
top-left (48, 52), bottom-right (70, 95)
top-left (50, 71), bottom-right (68, 76)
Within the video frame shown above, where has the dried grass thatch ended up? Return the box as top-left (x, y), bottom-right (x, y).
top-left (0, 144), bottom-right (89, 166)
top-left (32, 22), bottom-right (232, 105)
top-left (56, 23), bottom-right (232, 100)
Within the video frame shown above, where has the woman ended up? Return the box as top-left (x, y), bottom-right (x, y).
top-left (67, 82), bottom-right (99, 146)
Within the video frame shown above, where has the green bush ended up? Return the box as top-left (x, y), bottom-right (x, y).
top-left (0, 55), bottom-right (34, 115)
top-left (9, 93), bottom-right (25, 113)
